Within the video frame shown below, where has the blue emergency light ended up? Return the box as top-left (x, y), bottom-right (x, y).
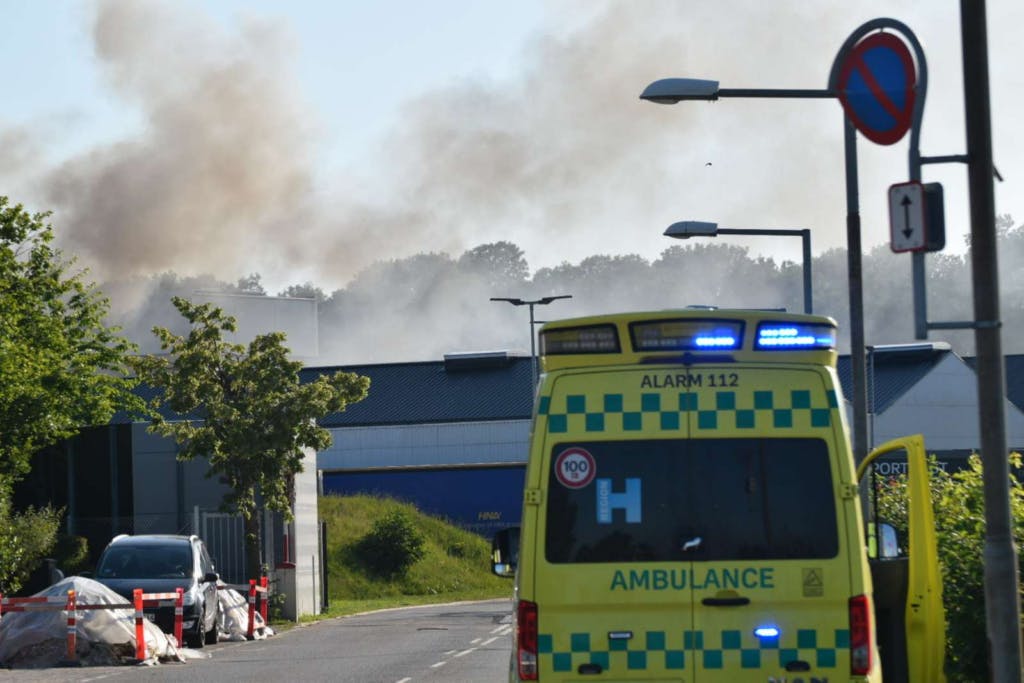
top-left (754, 625), bottom-right (781, 639)
top-left (694, 335), bottom-right (740, 348)
top-left (631, 319), bottom-right (744, 352)
top-left (755, 323), bottom-right (836, 350)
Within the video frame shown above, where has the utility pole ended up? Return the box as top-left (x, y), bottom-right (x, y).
top-left (960, 2), bottom-right (1023, 679)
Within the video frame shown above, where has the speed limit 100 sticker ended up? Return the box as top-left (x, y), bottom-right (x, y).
top-left (554, 448), bottom-right (596, 489)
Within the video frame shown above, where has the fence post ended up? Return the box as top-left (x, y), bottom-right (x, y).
top-left (62, 590), bottom-right (78, 665)
top-left (247, 579), bottom-right (256, 639)
top-left (133, 588), bottom-right (145, 661)
top-left (260, 575), bottom-right (268, 624)
top-left (174, 588), bottom-right (184, 647)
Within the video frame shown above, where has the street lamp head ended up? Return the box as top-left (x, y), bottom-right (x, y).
top-left (490, 297), bottom-right (525, 306)
top-left (640, 78), bottom-right (720, 104)
top-left (664, 221), bottom-right (719, 239)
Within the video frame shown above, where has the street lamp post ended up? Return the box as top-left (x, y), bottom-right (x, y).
top-left (665, 220), bottom-right (813, 314)
top-left (639, 77), bottom-right (871, 480)
top-left (490, 295), bottom-right (573, 384)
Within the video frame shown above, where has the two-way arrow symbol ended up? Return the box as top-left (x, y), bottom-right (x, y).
top-left (901, 195), bottom-right (914, 239)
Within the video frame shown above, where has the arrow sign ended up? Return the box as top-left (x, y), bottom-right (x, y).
top-left (889, 181), bottom-right (927, 252)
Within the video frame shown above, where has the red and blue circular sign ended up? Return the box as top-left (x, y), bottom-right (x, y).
top-left (837, 32), bottom-right (917, 146)
top-left (554, 447), bottom-right (596, 489)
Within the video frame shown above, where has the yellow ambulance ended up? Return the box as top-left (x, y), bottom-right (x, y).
top-left (492, 309), bottom-right (944, 682)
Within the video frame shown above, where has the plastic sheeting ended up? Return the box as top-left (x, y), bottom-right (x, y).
top-left (217, 583), bottom-right (274, 641)
top-left (0, 576), bottom-right (182, 667)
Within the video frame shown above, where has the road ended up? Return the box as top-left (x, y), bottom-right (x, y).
top-left (3, 599), bottom-right (513, 683)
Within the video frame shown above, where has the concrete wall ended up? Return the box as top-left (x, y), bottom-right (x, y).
top-left (285, 446), bottom-right (321, 619)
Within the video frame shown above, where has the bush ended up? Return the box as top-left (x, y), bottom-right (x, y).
top-left (0, 488), bottom-right (63, 595)
top-left (875, 453), bottom-right (1024, 681)
top-left (53, 534), bottom-right (89, 575)
top-left (351, 509), bottom-right (426, 579)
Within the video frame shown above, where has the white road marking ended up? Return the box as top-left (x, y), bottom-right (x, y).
top-left (396, 678), bottom-right (412, 683)
top-left (431, 660), bottom-right (447, 668)
top-left (481, 636), bottom-right (500, 646)
top-left (454, 648), bottom-right (477, 658)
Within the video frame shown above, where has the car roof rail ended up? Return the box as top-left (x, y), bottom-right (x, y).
top-left (111, 533), bottom-right (131, 544)
top-left (189, 534), bottom-right (200, 543)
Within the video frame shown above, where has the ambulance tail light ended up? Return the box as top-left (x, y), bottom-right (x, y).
top-left (517, 599), bottom-right (539, 680)
top-left (849, 594), bottom-right (873, 675)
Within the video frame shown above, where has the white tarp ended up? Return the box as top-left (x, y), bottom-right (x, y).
top-left (0, 576), bottom-right (183, 667)
top-left (217, 583), bottom-right (274, 641)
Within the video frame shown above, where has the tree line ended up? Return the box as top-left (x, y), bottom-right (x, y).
top-left (109, 215), bottom-right (1023, 364)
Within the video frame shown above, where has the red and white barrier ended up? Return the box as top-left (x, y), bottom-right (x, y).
top-left (0, 591), bottom-right (79, 666)
top-left (247, 577), bottom-right (269, 640)
top-left (132, 588), bottom-right (184, 659)
top-left (218, 575), bottom-right (270, 640)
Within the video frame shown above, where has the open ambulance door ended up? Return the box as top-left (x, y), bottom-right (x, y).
top-left (857, 434), bottom-right (946, 683)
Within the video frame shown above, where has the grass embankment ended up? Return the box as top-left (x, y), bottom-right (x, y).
top-left (313, 494), bottom-right (512, 620)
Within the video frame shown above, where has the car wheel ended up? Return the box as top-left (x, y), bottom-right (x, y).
top-left (205, 604), bottom-right (220, 645)
top-left (188, 605), bottom-right (206, 649)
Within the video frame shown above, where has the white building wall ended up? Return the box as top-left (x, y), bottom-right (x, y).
top-left (318, 419), bottom-right (531, 470)
top-left (854, 354), bottom-right (1024, 451)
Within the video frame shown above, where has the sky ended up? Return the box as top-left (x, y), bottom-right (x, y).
top-left (2, 0), bottom-right (1022, 296)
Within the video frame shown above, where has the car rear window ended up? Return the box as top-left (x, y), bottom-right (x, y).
top-left (97, 543), bottom-right (193, 579)
top-left (545, 438), bottom-right (839, 563)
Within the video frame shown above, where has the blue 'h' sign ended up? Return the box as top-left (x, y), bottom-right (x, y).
top-left (596, 478), bottom-right (642, 524)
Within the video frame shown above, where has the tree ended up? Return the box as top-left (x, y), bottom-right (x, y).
top-left (0, 197), bottom-right (141, 483)
top-left (457, 241), bottom-right (529, 288)
top-left (0, 494), bottom-right (62, 595)
top-left (130, 297), bottom-right (370, 578)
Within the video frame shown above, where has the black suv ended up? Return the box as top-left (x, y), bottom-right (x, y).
top-left (92, 534), bottom-right (220, 647)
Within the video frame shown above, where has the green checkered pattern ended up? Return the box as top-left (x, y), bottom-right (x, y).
top-left (538, 627), bottom-right (849, 672)
top-left (538, 389), bottom-right (838, 434)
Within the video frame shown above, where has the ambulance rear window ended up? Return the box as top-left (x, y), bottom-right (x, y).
top-left (545, 438), bottom-right (838, 563)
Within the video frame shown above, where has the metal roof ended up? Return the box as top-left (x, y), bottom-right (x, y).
top-left (302, 352), bottom-right (535, 427)
top-left (117, 347), bottom-right (1024, 428)
top-left (837, 343), bottom-right (953, 414)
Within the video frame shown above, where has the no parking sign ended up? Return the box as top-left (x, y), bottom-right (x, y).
top-left (837, 32), bottom-right (917, 145)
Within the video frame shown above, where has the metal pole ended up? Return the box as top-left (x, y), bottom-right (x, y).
top-left (843, 117), bottom-right (869, 469)
top-left (713, 228), bottom-right (813, 314)
top-left (960, 1), bottom-right (1023, 678)
top-left (801, 228), bottom-right (813, 314)
top-left (528, 303), bottom-right (538, 386)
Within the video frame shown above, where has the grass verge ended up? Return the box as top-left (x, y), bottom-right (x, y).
top-left (285, 494), bottom-right (512, 626)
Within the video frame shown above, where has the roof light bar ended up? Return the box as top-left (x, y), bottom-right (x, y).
top-left (631, 319), bottom-right (743, 352)
top-left (541, 325), bottom-right (620, 355)
top-left (755, 323), bottom-right (836, 350)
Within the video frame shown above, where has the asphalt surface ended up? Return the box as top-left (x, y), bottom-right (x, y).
top-left (2, 599), bottom-right (514, 683)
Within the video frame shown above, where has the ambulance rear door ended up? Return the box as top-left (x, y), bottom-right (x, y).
top-left (533, 367), bottom-right (698, 681)
top-left (684, 365), bottom-right (855, 682)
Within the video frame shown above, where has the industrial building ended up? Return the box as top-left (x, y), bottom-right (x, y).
top-left (15, 343), bottom-right (1024, 614)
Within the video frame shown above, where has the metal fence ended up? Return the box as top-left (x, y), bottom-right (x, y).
top-left (194, 507), bottom-right (246, 585)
